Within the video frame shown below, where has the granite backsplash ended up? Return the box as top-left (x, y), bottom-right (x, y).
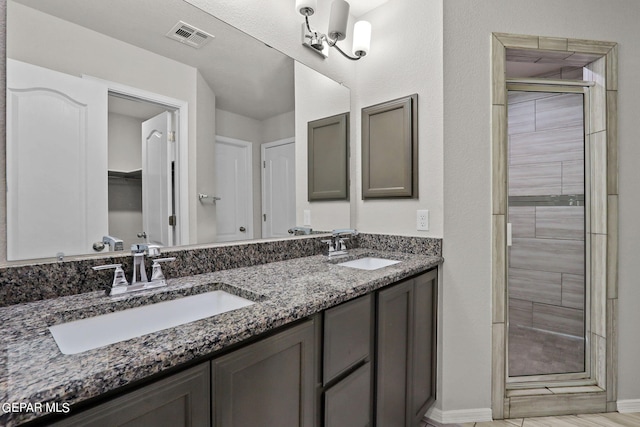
top-left (0, 233), bottom-right (442, 307)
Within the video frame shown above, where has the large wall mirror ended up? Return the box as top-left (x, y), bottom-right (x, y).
top-left (4, 0), bottom-right (351, 262)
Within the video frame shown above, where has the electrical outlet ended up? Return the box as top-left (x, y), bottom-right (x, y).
top-left (303, 210), bottom-right (311, 226)
top-left (417, 210), bottom-right (429, 231)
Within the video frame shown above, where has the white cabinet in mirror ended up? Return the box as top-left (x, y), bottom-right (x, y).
top-left (4, 0), bottom-right (351, 262)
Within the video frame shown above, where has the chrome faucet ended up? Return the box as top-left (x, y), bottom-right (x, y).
top-left (288, 226), bottom-right (313, 235)
top-left (92, 264), bottom-right (129, 295)
top-left (322, 229), bottom-right (358, 258)
top-left (130, 244), bottom-right (158, 285)
top-left (93, 244), bottom-right (175, 296)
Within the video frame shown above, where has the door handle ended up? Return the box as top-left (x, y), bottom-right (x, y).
top-left (507, 223), bottom-right (512, 247)
top-left (239, 226), bottom-right (246, 232)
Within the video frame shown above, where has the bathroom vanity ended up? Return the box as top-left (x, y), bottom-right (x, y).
top-left (0, 247), bottom-right (440, 427)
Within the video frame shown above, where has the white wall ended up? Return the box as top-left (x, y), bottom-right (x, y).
top-left (442, 0), bottom-right (640, 413)
top-left (107, 113), bottom-right (143, 249)
top-left (216, 110), bottom-right (263, 143)
top-left (107, 179), bottom-right (142, 250)
top-left (262, 111), bottom-right (296, 145)
top-left (195, 72), bottom-right (217, 243)
top-left (108, 113), bottom-right (142, 173)
top-left (353, 0), bottom-right (444, 238)
top-left (295, 61), bottom-right (351, 232)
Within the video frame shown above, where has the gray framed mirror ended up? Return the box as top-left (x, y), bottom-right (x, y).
top-left (3, 0), bottom-right (351, 263)
top-left (307, 112), bottom-right (350, 201)
top-left (362, 94), bottom-right (418, 199)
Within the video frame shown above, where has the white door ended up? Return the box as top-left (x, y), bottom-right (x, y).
top-left (6, 59), bottom-right (108, 260)
top-left (262, 139), bottom-right (296, 238)
top-left (141, 112), bottom-right (174, 247)
top-left (215, 137), bottom-right (253, 242)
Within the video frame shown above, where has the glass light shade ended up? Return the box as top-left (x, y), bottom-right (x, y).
top-left (296, 0), bottom-right (316, 16)
top-left (328, 0), bottom-right (349, 41)
top-left (352, 20), bottom-right (371, 57)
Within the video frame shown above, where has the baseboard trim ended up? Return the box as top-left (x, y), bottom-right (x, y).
top-left (617, 399), bottom-right (640, 413)
top-left (425, 406), bottom-right (493, 424)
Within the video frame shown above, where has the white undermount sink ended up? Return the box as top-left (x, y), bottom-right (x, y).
top-left (49, 290), bottom-right (255, 355)
top-left (337, 257), bottom-right (401, 270)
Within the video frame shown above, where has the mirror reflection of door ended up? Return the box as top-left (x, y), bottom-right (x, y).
top-left (6, 59), bottom-right (109, 260)
top-left (262, 139), bottom-right (296, 239)
top-left (107, 96), bottom-right (177, 249)
top-left (215, 136), bottom-right (253, 243)
top-left (142, 112), bottom-right (174, 247)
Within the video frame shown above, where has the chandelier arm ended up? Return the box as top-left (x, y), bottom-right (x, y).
top-left (328, 39), bottom-right (362, 61)
top-left (305, 15), bottom-right (313, 34)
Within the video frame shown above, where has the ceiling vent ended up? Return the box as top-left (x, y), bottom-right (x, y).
top-left (166, 21), bottom-right (214, 49)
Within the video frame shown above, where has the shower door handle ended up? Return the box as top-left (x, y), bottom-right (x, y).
top-left (506, 223), bottom-right (512, 247)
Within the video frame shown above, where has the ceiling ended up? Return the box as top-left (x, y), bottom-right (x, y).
top-left (108, 96), bottom-right (169, 121)
top-left (12, 0), bottom-right (294, 121)
top-left (349, 0), bottom-right (390, 18)
top-left (506, 47), bottom-right (602, 78)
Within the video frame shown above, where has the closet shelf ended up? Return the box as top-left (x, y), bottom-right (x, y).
top-left (108, 169), bottom-right (142, 179)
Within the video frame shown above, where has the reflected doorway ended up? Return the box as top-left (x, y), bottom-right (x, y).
top-left (261, 138), bottom-right (296, 239)
top-left (214, 136), bottom-right (254, 243)
top-left (107, 94), bottom-right (179, 249)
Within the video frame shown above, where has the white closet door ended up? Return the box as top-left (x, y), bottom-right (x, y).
top-left (215, 136), bottom-right (253, 242)
top-left (141, 111), bottom-right (174, 247)
top-left (262, 139), bottom-right (296, 238)
top-left (6, 59), bottom-right (108, 260)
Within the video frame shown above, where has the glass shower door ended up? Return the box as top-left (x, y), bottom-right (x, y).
top-left (506, 89), bottom-right (588, 378)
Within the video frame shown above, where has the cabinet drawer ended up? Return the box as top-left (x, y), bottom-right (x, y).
top-left (323, 294), bottom-right (372, 384)
top-left (324, 362), bottom-right (371, 427)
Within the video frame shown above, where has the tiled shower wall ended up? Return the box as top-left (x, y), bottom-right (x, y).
top-left (508, 91), bottom-right (585, 337)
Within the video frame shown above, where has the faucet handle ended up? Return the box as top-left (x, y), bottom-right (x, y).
top-left (131, 243), bottom-right (159, 254)
top-left (131, 244), bottom-right (146, 254)
top-left (321, 239), bottom-right (335, 252)
top-left (150, 257), bottom-right (176, 283)
top-left (92, 264), bottom-right (129, 293)
top-left (146, 245), bottom-right (161, 257)
top-left (153, 257), bottom-right (176, 265)
top-left (131, 243), bottom-right (161, 257)
top-left (337, 237), bottom-right (347, 251)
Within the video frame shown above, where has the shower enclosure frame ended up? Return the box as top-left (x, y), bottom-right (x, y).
top-left (505, 82), bottom-right (592, 383)
top-left (490, 33), bottom-right (618, 419)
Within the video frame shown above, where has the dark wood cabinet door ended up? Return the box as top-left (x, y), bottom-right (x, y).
top-left (376, 279), bottom-right (413, 427)
top-left (375, 269), bottom-right (438, 427)
top-left (212, 319), bottom-right (316, 427)
top-left (411, 269), bottom-right (437, 425)
top-left (52, 363), bottom-right (210, 427)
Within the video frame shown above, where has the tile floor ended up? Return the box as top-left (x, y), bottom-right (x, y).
top-left (424, 412), bottom-right (640, 426)
top-left (508, 324), bottom-right (584, 376)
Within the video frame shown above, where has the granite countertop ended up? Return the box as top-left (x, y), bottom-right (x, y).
top-left (0, 248), bottom-right (442, 426)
